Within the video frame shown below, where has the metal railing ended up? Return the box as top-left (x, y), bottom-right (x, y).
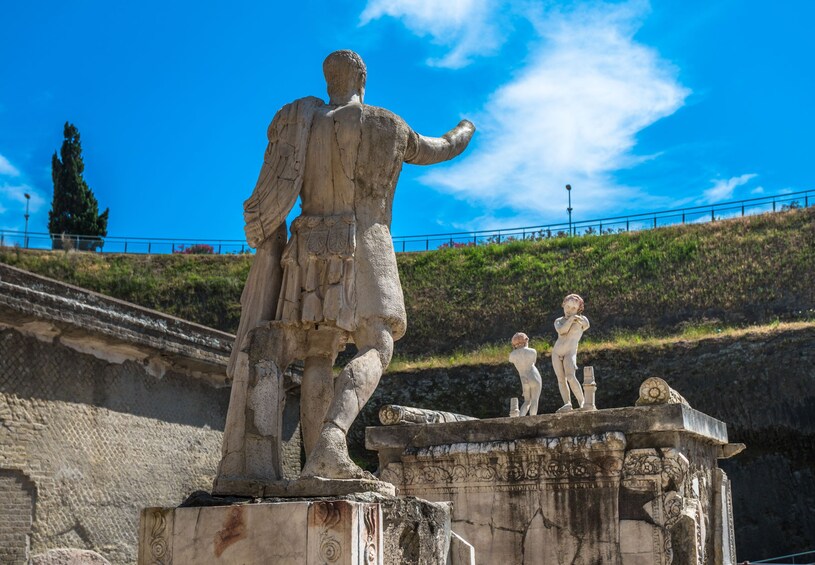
top-left (1, 189), bottom-right (812, 255)
top-left (391, 189), bottom-right (814, 252)
top-left (749, 549), bottom-right (815, 563)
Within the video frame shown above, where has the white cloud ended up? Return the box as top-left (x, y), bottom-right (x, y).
top-left (360, 0), bottom-right (505, 68)
top-left (750, 186), bottom-right (764, 195)
top-left (0, 153), bottom-right (48, 230)
top-left (0, 184), bottom-right (47, 218)
top-left (0, 154), bottom-right (20, 177)
top-left (418, 2), bottom-right (689, 221)
top-left (702, 173), bottom-right (757, 203)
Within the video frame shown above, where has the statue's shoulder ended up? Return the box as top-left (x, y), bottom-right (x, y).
top-left (272, 96), bottom-right (326, 123)
top-left (363, 105), bottom-right (407, 126)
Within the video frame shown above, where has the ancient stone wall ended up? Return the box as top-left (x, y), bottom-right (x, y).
top-left (0, 328), bottom-right (230, 564)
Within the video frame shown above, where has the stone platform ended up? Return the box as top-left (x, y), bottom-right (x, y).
top-left (366, 404), bottom-right (740, 565)
top-left (138, 493), bottom-right (458, 565)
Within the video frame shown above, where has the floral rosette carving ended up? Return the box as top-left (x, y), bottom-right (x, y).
top-left (623, 450), bottom-right (663, 477)
top-left (320, 532), bottom-right (342, 563)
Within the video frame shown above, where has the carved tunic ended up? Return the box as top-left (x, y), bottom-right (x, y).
top-left (277, 213), bottom-right (357, 330)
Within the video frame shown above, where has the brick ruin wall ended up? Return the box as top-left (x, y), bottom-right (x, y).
top-left (0, 328), bottom-right (230, 564)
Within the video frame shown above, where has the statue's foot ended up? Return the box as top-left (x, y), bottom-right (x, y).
top-left (301, 425), bottom-right (374, 480)
top-left (556, 403), bottom-right (573, 413)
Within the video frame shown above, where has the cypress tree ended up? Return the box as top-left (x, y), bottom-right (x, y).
top-left (48, 122), bottom-right (109, 250)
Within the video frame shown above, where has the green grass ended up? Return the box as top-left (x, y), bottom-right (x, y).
top-left (2, 207), bottom-right (813, 356)
top-left (0, 249), bottom-right (253, 331)
top-left (386, 319), bottom-right (815, 372)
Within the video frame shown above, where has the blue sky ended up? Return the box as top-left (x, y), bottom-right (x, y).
top-left (1, 0), bottom-right (813, 241)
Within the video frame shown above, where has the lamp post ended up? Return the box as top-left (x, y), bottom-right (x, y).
top-left (23, 193), bottom-right (30, 249)
top-left (566, 184), bottom-right (573, 236)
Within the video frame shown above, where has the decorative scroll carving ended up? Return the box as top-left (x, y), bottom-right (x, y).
top-left (623, 448), bottom-right (689, 490)
top-left (319, 530), bottom-right (342, 563)
top-left (147, 509), bottom-right (171, 565)
top-left (622, 448), bottom-right (703, 565)
top-left (636, 377), bottom-right (690, 407)
top-left (400, 432), bottom-right (625, 488)
top-left (363, 506), bottom-right (378, 565)
top-left (662, 491), bottom-right (684, 528)
top-left (378, 404), bottom-right (476, 426)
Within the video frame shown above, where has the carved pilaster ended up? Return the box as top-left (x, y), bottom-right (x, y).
top-left (138, 507), bottom-right (174, 565)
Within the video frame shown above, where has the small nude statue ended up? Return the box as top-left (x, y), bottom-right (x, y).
top-left (509, 332), bottom-right (542, 416)
top-left (552, 294), bottom-right (590, 413)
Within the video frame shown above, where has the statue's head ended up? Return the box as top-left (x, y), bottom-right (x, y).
top-left (323, 50), bottom-right (367, 103)
top-left (511, 332), bottom-right (529, 349)
top-left (562, 294), bottom-right (584, 315)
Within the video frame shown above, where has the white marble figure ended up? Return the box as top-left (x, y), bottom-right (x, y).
top-left (509, 333), bottom-right (542, 416)
top-left (552, 294), bottom-right (590, 413)
top-left (216, 50), bottom-right (475, 487)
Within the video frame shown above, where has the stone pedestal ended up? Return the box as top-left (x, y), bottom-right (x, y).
top-left (138, 495), bottom-right (454, 565)
top-left (367, 404), bottom-right (740, 565)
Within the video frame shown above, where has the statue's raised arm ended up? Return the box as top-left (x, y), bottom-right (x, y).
top-left (406, 119), bottom-right (476, 165)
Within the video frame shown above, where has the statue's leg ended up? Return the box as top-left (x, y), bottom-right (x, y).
top-left (529, 378), bottom-right (541, 416)
top-left (300, 320), bottom-right (393, 480)
top-left (564, 353), bottom-right (585, 407)
top-left (214, 323), bottom-right (304, 493)
top-left (519, 379), bottom-right (531, 416)
top-left (552, 355), bottom-right (572, 407)
top-left (301, 328), bottom-right (342, 457)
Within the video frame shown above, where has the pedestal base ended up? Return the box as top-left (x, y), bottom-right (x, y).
top-left (138, 494), bottom-right (458, 565)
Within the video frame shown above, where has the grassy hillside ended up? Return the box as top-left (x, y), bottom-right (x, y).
top-left (1, 207), bottom-right (813, 355)
top-left (398, 206), bottom-right (815, 353)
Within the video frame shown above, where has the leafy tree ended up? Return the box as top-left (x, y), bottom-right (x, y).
top-left (48, 122), bottom-right (109, 250)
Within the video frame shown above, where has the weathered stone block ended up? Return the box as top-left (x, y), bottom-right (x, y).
top-left (138, 495), bottom-right (454, 565)
top-left (368, 404), bottom-right (738, 565)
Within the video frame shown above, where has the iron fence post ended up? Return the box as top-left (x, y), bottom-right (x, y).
top-left (425, 239), bottom-right (428, 251)
top-left (626, 219), bottom-right (629, 232)
top-left (742, 204), bottom-right (745, 216)
top-left (401, 240), bottom-right (405, 253)
top-left (653, 217), bottom-right (657, 229)
top-left (773, 199), bottom-right (776, 212)
top-left (711, 209), bottom-right (715, 222)
top-left (218, 243), bottom-right (222, 254)
top-left (124, 240), bottom-right (128, 253)
top-left (148, 242), bottom-right (151, 254)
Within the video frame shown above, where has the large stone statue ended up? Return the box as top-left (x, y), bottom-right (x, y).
top-left (214, 50), bottom-right (475, 494)
top-left (552, 294), bottom-right (590, 413)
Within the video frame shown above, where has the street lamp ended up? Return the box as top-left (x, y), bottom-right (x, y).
top-left (565, 184), bottom-right (573, 236)
top-left (23, 193), bottom-right (31, 249)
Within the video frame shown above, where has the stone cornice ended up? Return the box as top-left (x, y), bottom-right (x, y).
top-left (0, 262), bottom-right (233, 386)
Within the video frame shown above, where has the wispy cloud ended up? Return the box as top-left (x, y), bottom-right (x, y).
top-left (409, 2), bottom-right (689, 223)
top-left (360, 0), bottom-right (506, 68)
top-left (0, 153), bottom-right (48, 230)
top-left (0, 154), bottom-right (20, 177)
top-left (702, 173), bottom-right (757, 203)
top-left (0, 184), bottom-right (46, 212)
